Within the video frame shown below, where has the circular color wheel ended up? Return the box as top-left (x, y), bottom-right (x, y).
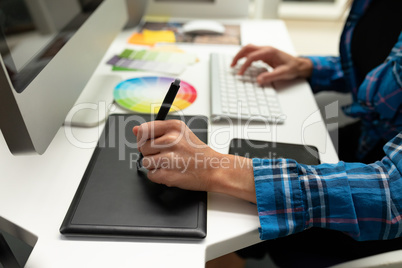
top-left (114, 76), bottom-right (197, 114)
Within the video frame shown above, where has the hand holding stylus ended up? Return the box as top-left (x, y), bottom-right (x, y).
top-left (133, 120), bottom-right (256, 203)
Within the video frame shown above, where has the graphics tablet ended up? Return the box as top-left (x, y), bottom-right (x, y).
top-left (60, 114), bottom-right (208, 239)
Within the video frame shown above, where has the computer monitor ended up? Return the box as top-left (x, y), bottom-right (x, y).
top-left (146, 0), bottom-right (249, 18)
top-left (0, 215), bottom-right (38, 267)
top-left (0, 0), bottom-right (128, 155)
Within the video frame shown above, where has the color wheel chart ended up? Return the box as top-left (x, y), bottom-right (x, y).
top-left (114, 76), bottom-right (197, 114)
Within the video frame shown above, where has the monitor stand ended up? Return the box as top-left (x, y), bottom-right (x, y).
top-left (64, 74), bottom-right (122, 127)
top-left (0, 216), bottom-right (38, 268)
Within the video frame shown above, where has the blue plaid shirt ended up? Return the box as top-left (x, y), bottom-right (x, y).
top-left (253, 0), bottom-right (402, 241)
top-left (253, 131), bottom-right (402, 241)
top-left (306, 0), bottom-right (402, 160)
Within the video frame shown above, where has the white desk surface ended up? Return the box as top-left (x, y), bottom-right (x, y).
top-left (0, 20), bottom-right (342, 268)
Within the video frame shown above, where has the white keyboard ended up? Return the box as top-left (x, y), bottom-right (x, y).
top-left (210, 53), bottom-right (285, 123)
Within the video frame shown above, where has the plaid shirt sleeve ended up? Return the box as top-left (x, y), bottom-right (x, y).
top-left (355, 41), bottom-right (402, 120)
top-left (253, 132), bottom-right (402, 241)
top-left (303, 56), bottom-right (350, 93)
top-left (344, 38), bottom-right (402, 143)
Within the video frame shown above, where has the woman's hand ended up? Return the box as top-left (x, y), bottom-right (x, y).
top-left (133, 120), bottom-right (256, 203)
top-left (231, 44), bottom-right (313, 85)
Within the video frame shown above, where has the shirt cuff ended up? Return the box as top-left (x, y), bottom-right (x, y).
top-left (253, 158), bottom-right (307, 240)
top-left (303, 56), bottom-right (344, 93)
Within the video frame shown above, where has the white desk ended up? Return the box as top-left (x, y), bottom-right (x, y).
top-left (0, 20), bottom-right (339, 268)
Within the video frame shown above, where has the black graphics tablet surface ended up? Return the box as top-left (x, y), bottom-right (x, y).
top-left (229, 138), bottom-right (320, 165)
top-left (60, 114), bottom-right (208, 239)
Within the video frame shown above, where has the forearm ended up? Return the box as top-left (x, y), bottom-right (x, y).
top-left (208, 154), bottom-right (256, 203)
top-left (254, 132), bottom-right (402, 241)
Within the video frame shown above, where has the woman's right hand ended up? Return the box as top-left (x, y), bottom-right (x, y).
top-left (133, 120), bottom-right (256, 203)
top-left (231, 44), bottom-right (313, 86)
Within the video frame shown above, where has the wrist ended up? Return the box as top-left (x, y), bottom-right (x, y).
top-left (297, 57), bottom-right (313, 78)
top-left (208, 154), bottom-right (256, 203)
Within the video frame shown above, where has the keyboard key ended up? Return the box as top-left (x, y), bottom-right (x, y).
top-left (259, 107), bottom-right (271, 116)
top-left (249, 107), bottom-right (260, 115)
top-left (211, 53), bottom-right (285, 123)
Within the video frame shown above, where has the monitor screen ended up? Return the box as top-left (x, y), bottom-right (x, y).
top-left (0, 0), bottom-right (128, 155)
top-left (0, 0), bottom-right (104, 94)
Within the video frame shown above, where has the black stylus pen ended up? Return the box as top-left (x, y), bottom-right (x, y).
top-left (137, 78), bottom-right (181, 171)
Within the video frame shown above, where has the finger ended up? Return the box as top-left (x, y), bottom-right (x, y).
top-left (132, 126), bottom-right (139, 136)
top-left (147, 168), bottom-right (206, 191)
top-left (147, 168), bottom-right (185, 189)
top-left (138, 140), bottom-right (161, 156)
top-left (257, 65), bottom-right (291, 85)
top-left (146, 168), bottom-right (163, 184)
top-left (237, 49), bottom-right (268, 75)
top-left (147, 168), bottom-right (171, 186)
top-left (133, 126), bottom-right (142, 152)
top-left (136, 120), bottom-right (183, 146)
top-left (142, 154), bottom-right (165, 171)
top-left (231, 44), bottom-right (259, 67)
top-left (139, 134), bottom-right (179, 156)
top-left (142, 152), bottom-right (174, 171)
